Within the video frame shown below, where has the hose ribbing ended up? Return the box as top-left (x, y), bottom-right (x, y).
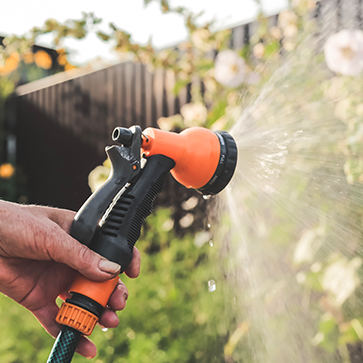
top-left (46, 326), bottom-right (81, 363)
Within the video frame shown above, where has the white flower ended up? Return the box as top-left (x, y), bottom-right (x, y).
top-left (253, 43), bottom-right (265, 59)
top-left (293, 226), bottom-right (325, 265)
top-left (284, 24), bottom-right (298, 38)
top-left (322, 257), bottom-right (362, 306)
top-left (181, 196), bottom-right (199, 210)
top-left (324, 29), bottom-right (363, 76)
top-left (157, 114), bottom-right (183, 131)
top-left (278, 10), bottom-right (297, 30)
top-left (161, 218), bottom-right (174, 231)
top-left (88, 165), bottom-right (110, 192)
top-left (191, 28), bottom-right (213, 52)
top-left (194, 231), bottom-right (212, 248)
top-left (270, 26), bottom-right (282, 40)
top-left (179, 213), bottom-right (194, 228)
top-left (180, 102), bottom-right (208, 127)
top-left (157, 117), bottom-right (173, 131)
top-left (293, 229), bottom-right (318, 264)
top-left (214, 50), bottom-right (245, 88)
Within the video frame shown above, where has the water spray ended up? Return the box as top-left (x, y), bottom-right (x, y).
top-left (46, 125), bottom-right (237, 363)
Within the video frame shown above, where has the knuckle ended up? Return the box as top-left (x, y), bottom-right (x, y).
top-left (79, 245), bottom-right (95, 269)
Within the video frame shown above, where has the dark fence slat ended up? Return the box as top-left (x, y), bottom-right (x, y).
top-left (65, 80), bottom-right (72, 129)
top-left (144, 65), bottom-right (154, 127)
top-left (115, 63), bottom-right (125, 127)
top-left (49, 85), bottom-right (55, 121)
top-left (153, 69), bottom-right (165, 122)
top-left (165, 70), bottom-right (176, 117)
top-left (54, 83), bottom-right (61, 129)
top-left (105, 67), bottom-right (115, 136)
top-left (317, 0), bottom-right (339, 45)
top-left (134, 62), bottom-right (143, 127)
top-left (43, 87), bottom-right (49, 119)
top-left (232, 25), bottom-right (245, 49)
top-left (124, 62), bottom-right (134, 127)
top-left (178, 84), bottom-right (188, 112)
top-left (140, 62), bottom-right (147, 129)
top-left (34, 88), bottom-right (41, 110)
top-left (341, 0), bottom-right (360, 29)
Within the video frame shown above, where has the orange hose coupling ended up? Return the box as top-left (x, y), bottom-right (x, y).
top-left (56, 302), bottom-right (98, 336)
top-left (56, 274), bottom-right (119, 336)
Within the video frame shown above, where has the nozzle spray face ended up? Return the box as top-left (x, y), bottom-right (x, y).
top-left (197, 130), bottom-right (238, 196)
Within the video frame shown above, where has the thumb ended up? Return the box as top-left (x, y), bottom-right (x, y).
top-left (47, 228), bottom-right (121, 282)
top-left (34, 205), bottom-right (121, 281)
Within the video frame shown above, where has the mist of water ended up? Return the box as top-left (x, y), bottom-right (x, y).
top-left (213, 22), bottom-right (363, 363)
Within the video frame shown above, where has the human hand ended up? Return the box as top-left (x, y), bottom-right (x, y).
top-left (0, 200), bottom-right (140, 359)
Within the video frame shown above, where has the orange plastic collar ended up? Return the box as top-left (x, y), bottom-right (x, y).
top-left (69, 274), bottom-right (119, 308)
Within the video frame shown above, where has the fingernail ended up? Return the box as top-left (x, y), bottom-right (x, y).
top-left (99, 259), bottom-right (121, 274)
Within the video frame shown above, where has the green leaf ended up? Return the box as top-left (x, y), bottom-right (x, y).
top-left (97, 31), bottom-right (111, 42)
top-left (339, 322), bottom-right (360, 346)
top-left (264, 41), bottom-right (280, 57)
top-left (208, 99), bottom-right (228, 124)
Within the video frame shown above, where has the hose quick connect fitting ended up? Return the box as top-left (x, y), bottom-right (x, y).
top-left (56, 275), bottom-right (119, 336)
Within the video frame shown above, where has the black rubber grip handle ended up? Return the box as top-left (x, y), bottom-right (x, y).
top-left (88, 155), bottom-right (175, 272)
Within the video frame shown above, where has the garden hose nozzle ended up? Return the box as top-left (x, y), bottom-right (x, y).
top-left (48, 125), bottom-right (237, 363)
top-left (123, 126), bottom-right (237, 196)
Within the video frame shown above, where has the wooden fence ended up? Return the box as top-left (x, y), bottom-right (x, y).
top-left (13, 16), bottom-right (279, 216)
top-left (13, 0), bottom-right (363, 216)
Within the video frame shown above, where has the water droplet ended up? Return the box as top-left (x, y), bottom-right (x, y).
top-left (209, 240), bottom-right (214, 247)
top-left (208, 279), bottom-right (216, 292)
top-left (203, 195), bottom-right (211, 200)
top-left (102, 327), bottom-right (109, 332)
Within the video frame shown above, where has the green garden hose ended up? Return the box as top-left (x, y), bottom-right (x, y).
top-left (46, 326), bottom-right (81, 363)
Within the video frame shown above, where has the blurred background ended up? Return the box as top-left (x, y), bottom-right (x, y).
top-left (3, 0), bottom-right (363, 363)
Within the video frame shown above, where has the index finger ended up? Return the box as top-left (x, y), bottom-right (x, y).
top-left (124, 247), bottom-right (140, 278)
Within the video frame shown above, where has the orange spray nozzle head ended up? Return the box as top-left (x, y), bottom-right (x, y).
top-left (139, 127), bottom-right (237, 196)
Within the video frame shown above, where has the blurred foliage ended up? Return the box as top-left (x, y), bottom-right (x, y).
top-left (3, 0), bottom-right (363, 362)
top-left (209, 1), bottom-right (363, 361)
